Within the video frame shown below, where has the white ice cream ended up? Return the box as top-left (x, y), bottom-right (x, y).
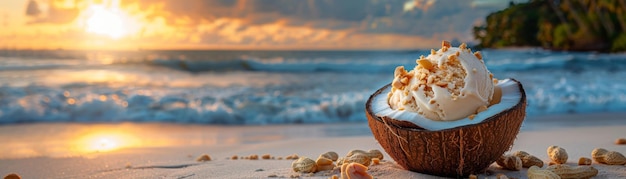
top-left (387, 41), bottom-right (496, 121)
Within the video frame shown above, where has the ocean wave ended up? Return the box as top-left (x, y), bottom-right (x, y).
top-left (3, 49), bottom-right (626, 74)
top-left (2, 49), bottom-right (626, 125)
top-left (0, 84), bottom-right (369, 124)
top-left (242, 57), bottom-right (401, 73)
top-left (145, 52), bottom-right (626, 73)
top-left (485, 53), bottom-right (626, 72)
top-left (1, 72), bottom-right (626, 125)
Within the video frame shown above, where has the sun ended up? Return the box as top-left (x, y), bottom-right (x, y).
top-left (85, 5), bottom-right (129, 39)
top-left (94, 137), bottom-right (118, 152)
top-left (78, 132), bottom-right (135, 153)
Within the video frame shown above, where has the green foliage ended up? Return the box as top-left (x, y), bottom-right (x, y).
top-left (537, 20), bottom-right (554, 48)
top-left (612, 33), bottom-right (626, 52)
top-left (474, 0), bottom-right (626, 52)
top-left (553, 24), bottom-right (572, 49)
top-left (473, 1), bottom-right (544, 49)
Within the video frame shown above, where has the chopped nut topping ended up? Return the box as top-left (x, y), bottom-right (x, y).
top-left (388, 41), bottom-right (485, 120)
top-left (417, 59), bottom-right (433, 70)
top-left (391, 66), bottom-right (412, 91)
top-left (435, 82), bottom-right (448, 87)
top-left (448, 54), bottom-right (458, 62)
top-left (474, 51), bottom-right (483, 60)
top-left (400, 77), bottom-right (408, 84)
top-left (426, 76), bottom-right (435, 84)
top-left (392, 80), bottom-right (403, 89)
top-left (442, 40), bottom-right (451, 48)
top-left (394, 66), bottom-right (407, 77)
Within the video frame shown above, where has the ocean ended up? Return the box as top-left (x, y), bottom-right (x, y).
top-left (1, 48), bottom-right (625, 124)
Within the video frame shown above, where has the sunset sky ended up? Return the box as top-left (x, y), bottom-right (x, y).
top-left (0, 0), bottom-right (521, 50)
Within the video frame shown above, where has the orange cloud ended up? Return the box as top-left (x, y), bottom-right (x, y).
top-left (0, 0), bottom-right (512, 50)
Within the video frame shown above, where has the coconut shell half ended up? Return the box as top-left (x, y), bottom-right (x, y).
top-left (365, 79), bottom-right (526, 177)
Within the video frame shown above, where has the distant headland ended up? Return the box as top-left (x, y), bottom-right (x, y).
top-left (473, 0), bottom-right (626, 52)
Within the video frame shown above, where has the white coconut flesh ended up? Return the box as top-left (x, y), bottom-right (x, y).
top-left (371, 79), bottom-right (521, 131)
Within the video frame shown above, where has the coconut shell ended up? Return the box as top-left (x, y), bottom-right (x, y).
top-left (365, 79), bottom-right (526, 177)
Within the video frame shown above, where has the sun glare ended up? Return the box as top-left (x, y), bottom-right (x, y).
top-left (94, 137), bottom-right (118, 152)
top-left (78, 131), bottom-right (137, 153)
top-left (85, 5), bottom-right (130, 39)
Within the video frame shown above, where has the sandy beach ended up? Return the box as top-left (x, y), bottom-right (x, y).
top-left (0, 113), bottom-right (625, 179)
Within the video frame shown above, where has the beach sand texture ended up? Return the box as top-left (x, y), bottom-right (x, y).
top-left (0, 113), bottom-right (625, 178)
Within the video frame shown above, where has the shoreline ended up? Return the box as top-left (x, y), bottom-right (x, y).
top-left (1, 112), bottom-right (625, 178)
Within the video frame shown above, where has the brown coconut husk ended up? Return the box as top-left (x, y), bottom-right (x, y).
top-left (365, 79), bottom-right (526, 177)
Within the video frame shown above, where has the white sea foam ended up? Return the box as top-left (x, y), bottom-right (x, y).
top-left (0, 49), bottom-right (625, 124)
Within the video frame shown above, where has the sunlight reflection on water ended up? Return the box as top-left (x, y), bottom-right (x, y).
top-left (0, 122), bottom-right (371, 159)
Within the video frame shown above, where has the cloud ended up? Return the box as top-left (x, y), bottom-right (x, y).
top-left (25, 0), bottom-right (42, 16)
top-left (405, 0), bottom-right (437, 12)
top-left (13, 0), bottom-right (513, 49)
top-left (122, 0), bottom-right (501, 37)
top-left (26, 0), bottom-right (79, 24)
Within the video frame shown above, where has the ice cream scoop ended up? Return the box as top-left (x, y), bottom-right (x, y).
top-left (387, 41), bottom-right (496, 121)
top-left (366, 40), bottom-right (526, 177)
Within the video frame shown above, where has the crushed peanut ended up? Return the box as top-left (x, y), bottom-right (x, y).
top-left (417, 59), bottom-right (434, 70)
top-left (442, 40), bottom-right (451, 48)
top-left (474, 51), bottom-right (483, 60)
top-left (459, 43), bottom-right (467, 49)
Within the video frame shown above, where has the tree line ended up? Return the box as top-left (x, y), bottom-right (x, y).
top-left (473, 0), bottom-right (626, 52)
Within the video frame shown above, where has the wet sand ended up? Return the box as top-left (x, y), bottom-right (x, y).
top-left (1, 113), bottom-right (625, 178)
